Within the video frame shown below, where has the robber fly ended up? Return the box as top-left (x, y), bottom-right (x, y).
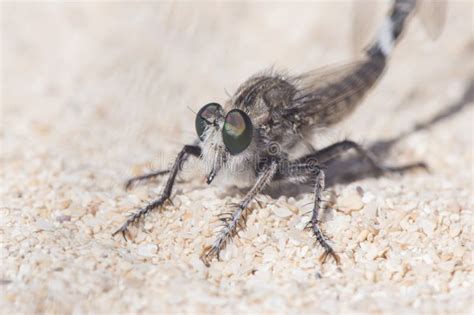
top-left (113, 0), bottom-right (439, 266)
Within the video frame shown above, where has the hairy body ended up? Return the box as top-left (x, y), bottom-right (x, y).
top-left (114, 0), bottom-right (428, 267)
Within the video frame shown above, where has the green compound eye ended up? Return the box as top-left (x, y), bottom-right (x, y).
top-left (195, 103), bottom-right (222, 140)
top-left (222, 109), bottom-right (253, 155)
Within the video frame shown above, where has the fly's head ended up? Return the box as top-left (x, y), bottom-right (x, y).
top-left (195, 102), bottom-right (260, 185)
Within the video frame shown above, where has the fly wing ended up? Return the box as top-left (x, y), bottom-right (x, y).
top-left (287, 57), bottom-right (385, 127)
top-left (417, 0), bottom-right (447, 40)
top-left (351, 0), bottom-right (381, 56)
top-left (351, 0), bottom-right (447, 55)
top-left (289, 0), bottom-right (448, 129)
top-left (293, 60), bottom-right (365, 94)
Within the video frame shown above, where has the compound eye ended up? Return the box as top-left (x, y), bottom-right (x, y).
top-left (195, 103), bottom-right (222, 140)
top-left (222, 109), bottom-right (253, 155)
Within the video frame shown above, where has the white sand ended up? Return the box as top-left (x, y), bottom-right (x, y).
top-left (2, 2), bottom-right (473, 314)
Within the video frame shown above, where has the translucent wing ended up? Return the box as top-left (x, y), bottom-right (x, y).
top-left (351, 0), bottom-right (447, 55)
top-left (351, 0), bottom-right (381, 56)
top-left (288, 58), bottom-right (384, 126)
top-left (293, 60), bottom-right (366, 94)
top-left (417, 0), bottom-right (447, 40)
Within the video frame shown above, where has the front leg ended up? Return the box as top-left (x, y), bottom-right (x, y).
top-left (113, 145), bottom-right (201, 240)
top-left (200, 161), bottom-right (278, 267)
top-left (125, 169), bottom-right (170, 190)
top-left (125, 140), bottom-right (201, 189)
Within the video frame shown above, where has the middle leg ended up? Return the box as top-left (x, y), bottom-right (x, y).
top-left (310, 139), bottom-right (427, 174)
top-left (276, 158), bottom-right (340, 264)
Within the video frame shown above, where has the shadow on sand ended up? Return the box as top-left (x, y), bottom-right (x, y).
top-left (267, 78), bottom-right (474, 198)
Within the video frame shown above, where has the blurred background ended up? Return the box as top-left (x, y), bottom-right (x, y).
top-left (3, 1), bottom-right (472, 178)
top-left (2, 1), bottom-right (473, 314)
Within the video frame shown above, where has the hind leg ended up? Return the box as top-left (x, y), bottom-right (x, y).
top-left (308, 140), bottom-right (427, 174)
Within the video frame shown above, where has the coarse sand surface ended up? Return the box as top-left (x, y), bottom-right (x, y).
top-left (1, 2), bottom-right (473, 314)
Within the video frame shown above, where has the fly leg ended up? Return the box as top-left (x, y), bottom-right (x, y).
top-left (113, 145), bottom-right (201, 240)
top-left (273, 158), bottom-right (340, 264)
top-left (307, 168), bottom-right (340, 264)
top-left (200, 161), bottom-right (278, 267)
top-left (125, 140), bottom-right (200, 189)
top-left (125, 169), bottom-right (170, 190)
top-left (312, 140), bottom-right (427, 175)
top-left (278, 140), bottom-right (426, 265)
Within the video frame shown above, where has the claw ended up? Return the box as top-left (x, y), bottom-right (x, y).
top-left (112, 225), bottom-right (129, 242)
top-left (124, 180), bottom-right (133, 191)
top-left (112, 228), bottom-right (120, 237)
top-left (382, 160), bottom-right (430, 176)
top-left (417, 161), bottom-right (430, 173)
top-left (200, 245), bottom-right (213, 267)
top-left (319, 248), bottom-right (341, 265)
top-left (199, 244), bottom-right (223, 267)
top-left (165, 198), bottom-right (174, 207)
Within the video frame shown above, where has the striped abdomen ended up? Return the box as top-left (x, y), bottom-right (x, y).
top-left (287, 0), bottom-right (417, 129)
